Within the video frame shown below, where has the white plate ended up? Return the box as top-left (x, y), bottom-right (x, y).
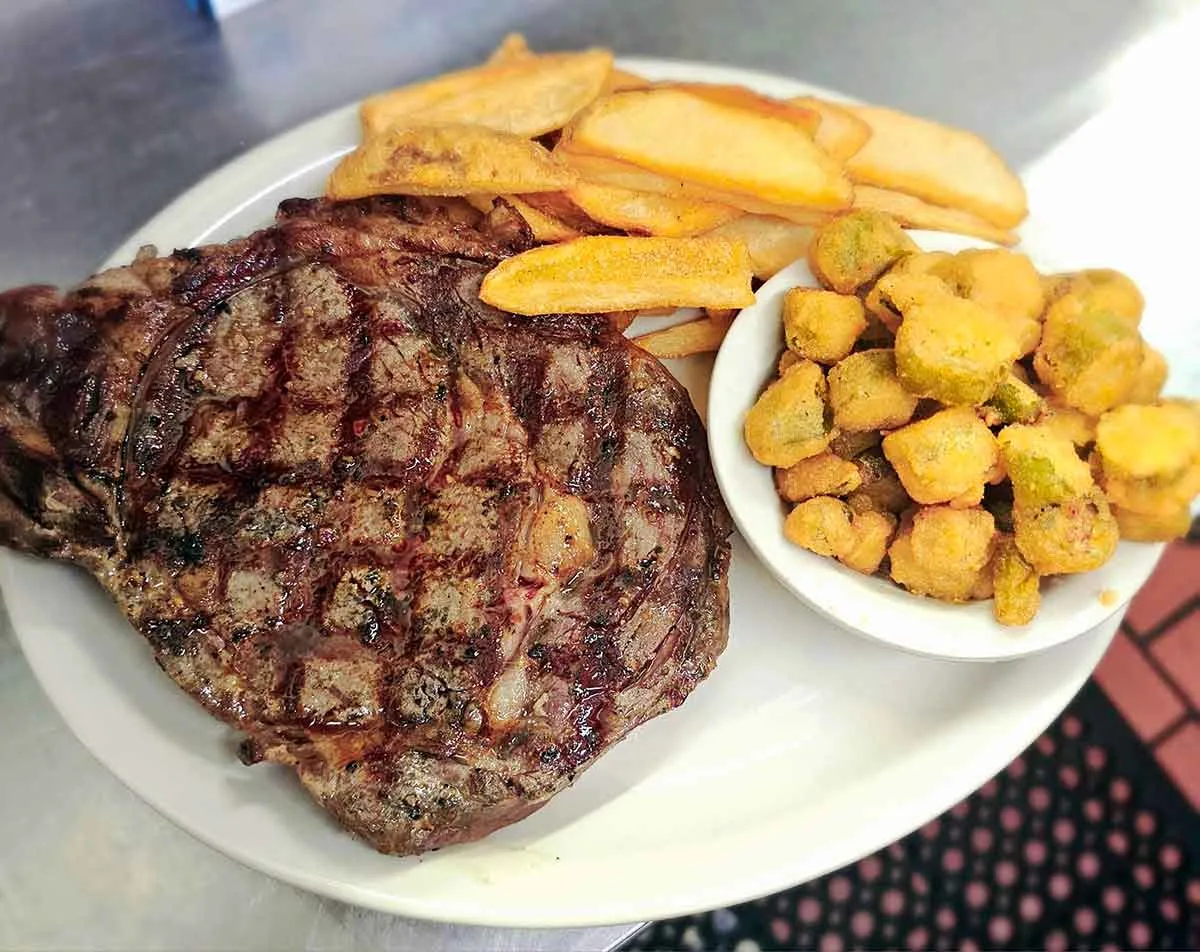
top-left (0, 59), bottom-right (1140, 928)
top-left (709, 232), bottom-right (1165, 661)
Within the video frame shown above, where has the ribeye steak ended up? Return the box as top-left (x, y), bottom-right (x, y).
top-left (0, 196), bottom-right (731, 854)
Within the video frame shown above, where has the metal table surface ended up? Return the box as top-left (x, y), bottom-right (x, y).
top-left (0, 1), bottom-right (1195, 949)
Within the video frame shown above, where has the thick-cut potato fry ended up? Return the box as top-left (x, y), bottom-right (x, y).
top-left (515, 191), bottom-right (611, 234)
top-left (361, 50), bottom-right (613, 138)
top-left (562, 88), bottom-right (854, 210)
top-left (657, 83), bottom-right (821, 135)
top-left (852, 186), bottom-right (1019, 247)
top-left (564, 181), bottom-right (741, 236)
top-left (559, 150), bottom-right (833, 225)
top-left (479, 235), bottom-right (754, 315)
top-left (603, 67), bottom-right (652, 94)
top-left (632, 311), bottom-right (734, 358)
top-left (328, 125), bottom-right (575, 199)
top-left (790, 96), bottom-right (872, 163)
top-left (504, 195), bottom-right (583, 242)
top-left (845, 105), bottom-right (1027, 229)
top-left (468, 193), bottom-right (584, 241)
top-left (703, 214), bottom-right (815, 280)
top-left (486, 32), bottom-right (533, 66)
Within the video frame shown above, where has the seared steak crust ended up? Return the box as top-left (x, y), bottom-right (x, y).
top-left (0, 196), bottom-right (731, 853)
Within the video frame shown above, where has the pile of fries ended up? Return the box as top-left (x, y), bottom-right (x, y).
top-left (329, 34), bottom-right (1028, 358)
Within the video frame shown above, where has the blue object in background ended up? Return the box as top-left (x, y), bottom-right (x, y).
top-left (186, 0), bottom-right (267, 20)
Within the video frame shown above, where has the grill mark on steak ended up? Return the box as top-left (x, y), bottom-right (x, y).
top-left (0, 196), bottom-right (732, 855)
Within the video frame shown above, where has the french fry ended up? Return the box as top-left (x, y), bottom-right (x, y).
top-left (327, 125), bottom-right (575, 199)
top-left (852, 185), bottom-right (1019, 247)
top-left (479, 236), bottom-right (755, 314)
top-left (559, 150), bottom-right (831, 225)
top-left (504, 196), bottom-right (584, 242)
top-left (486, 32), bottom-right (533, 66)
top-left (845, 105), bottom-right (1028, 229)
top-left (656, 82), bottom-right (821, 136)
top-left (561, 88), bottom-right (853, 210)
top-left (703, 214), bottom-right (816, 280)
top-left (789, 96), bottom-right (872, 163)
top-left (564, 181), bottom-right (741, 236)
top-left (361, 50), bottom-right (612, 139)
top-left (603, 67), bottom-right (652, 94)
top-left (632, 309), bottom-right (736, 358)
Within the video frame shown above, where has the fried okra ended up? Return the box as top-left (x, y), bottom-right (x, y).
top-left (895, 295), bottom-right (1019, 405)
top-left (827, 349), bottom-right (919, 432)
top-left (775, 452), bottom-right (862, 502)
top-left (744, 360), bottom-right (834, 467)
top-left (807, 210), bottom-right (917, 293)
top-left (1013, 490), bottom-right (1119, 575)
top-left (882, 407), bottom-right (1001, 506)
top-left (1033, 297), bottom-right (1143, 415)
top-left (932, 249), bottom-right (1044, 356)
top-left (783, 496), bottom-right (896, 575)
top-left (997, 424), bottom-right (1095, 508)
top-left (888, 506), bottom-right (996, 602)
top-left (782, 288), bottom-right (867, 363)
top-left (992, 534), bottom-right (1040, 626)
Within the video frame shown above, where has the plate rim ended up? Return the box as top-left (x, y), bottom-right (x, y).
top-left (2, 56), bottom-right (1127, 927)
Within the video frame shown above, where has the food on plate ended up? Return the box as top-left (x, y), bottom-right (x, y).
top-left (789, 96), bottom-right (872, 163)
top-left (327, 124), bottom-right (576, 199)
top-left (744, 359), bottom-right (834, 467)
top-left (560, 88), bottom-right (854, 211)
top-left (998, 424), bottom-right (1095, 508)
top-left (1033, 296), bottom-right (1144, 415)
top-left (894, 295), bottom-right (1020, 405)
top-left (701, 216), bottom-right (814, 282)
top-left (982, 373), bottom-right (1043, 426)
top-left (656, 82), bottom-right (822, 136)
top-left (1044, 268), bottom-right (1144, 325)
top-left (844, 104), bottom-right (1029, 229)
top-left (848, 449), bottom-right (910, 515)
top-left (748, 213), bottom-right (1198, 624)
top-left (632, 309), bottom-right (735, 358)
top-left (360, 49), bottom-right (613, 138)
top-left (992, 535), bottom-right (1040, 626)
top-left (335, 36), bottom-right (1038, 324)
top-left (806, 209), bottom-right (917, 293)
top-left (1128, 345), bottom-right (1168, 404)
top-left (783, 496), bottom-right (856, 556)
top-left (888, 506), bottom-right (996, 602)
top-left (1095, 404), bottom-right (1200, 516)
top-left (784, 497), bottom-right (897, 576)
top-left (775, 452), bottom-right (862, 502)
top-left (563, 180), bottom-right (741, 236)
top-left (930, 248), bottom-right (1043, 355)
top-left (0, 196), bottom-right (732, 855)
top-left (782, 288), bottom-right (866, 363)
top-left (1012, 491), bottom-right (1120, 575)
top-left (882, 407), bottom-right (1001, 507)
top-left (479, 235), bottom-right (754, 314)
top-left (558, 144), bottom-right (838, 228)
top-left (851, 185), bottom-right (1019, 247)
top-left (827, 349), bottom-right (919, 432)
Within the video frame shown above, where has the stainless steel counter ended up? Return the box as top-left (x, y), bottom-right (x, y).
top-left (0, 0), bottom-right (1193, 949)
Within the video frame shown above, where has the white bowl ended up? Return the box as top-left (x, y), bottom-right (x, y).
top-left (708, 231), bottom-right (1165, 661)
